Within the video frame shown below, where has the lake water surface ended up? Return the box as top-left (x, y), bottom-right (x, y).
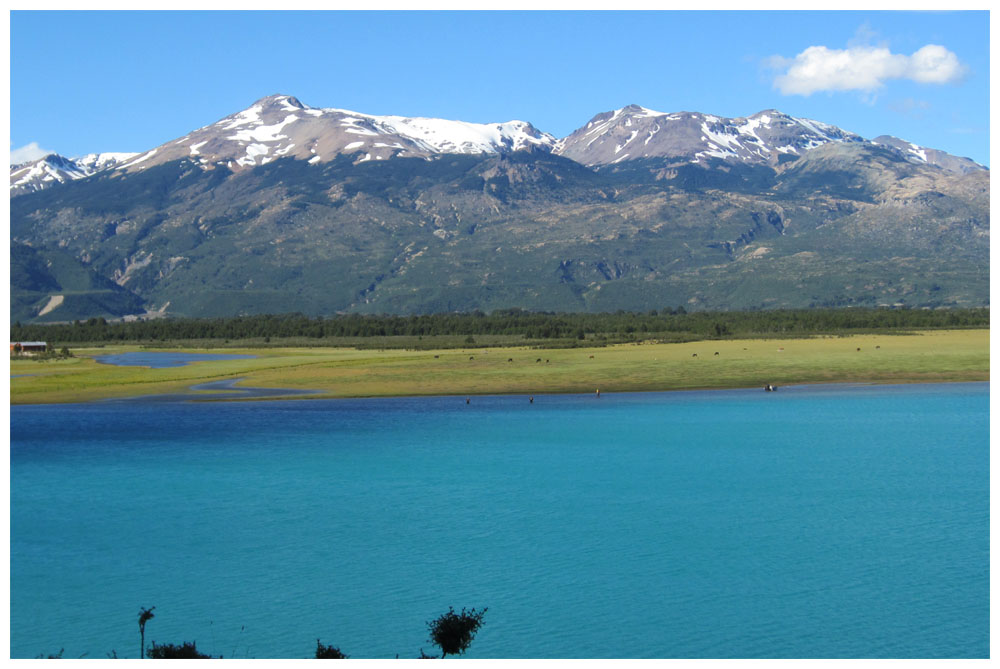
top-left (94, 352), bottom-right (256, 368)
top-left (10, 383), bottom-right (988, 658)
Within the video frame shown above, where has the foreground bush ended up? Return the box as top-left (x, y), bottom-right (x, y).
top-left (427, 607), bottom-right (488, 658)
top-left (147, 641), bottom-right (212, 658)
top-left (315, 639), bottom-right (349, 659)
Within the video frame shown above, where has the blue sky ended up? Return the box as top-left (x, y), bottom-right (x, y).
top-left (10, 10), bottom-right (990, 166)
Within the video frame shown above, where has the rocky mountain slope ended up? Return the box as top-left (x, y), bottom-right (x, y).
top-left (9, 95), bottom-right (989, 323)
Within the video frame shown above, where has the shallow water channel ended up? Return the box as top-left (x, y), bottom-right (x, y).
top-left (94, 351), bottom-right (257, 368)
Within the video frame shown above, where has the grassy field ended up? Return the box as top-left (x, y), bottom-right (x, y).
top-left (9, 329), bottom-right (989, 405)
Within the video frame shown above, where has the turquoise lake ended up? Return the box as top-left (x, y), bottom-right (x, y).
top-left (10, 383), bottom-right (988, 658)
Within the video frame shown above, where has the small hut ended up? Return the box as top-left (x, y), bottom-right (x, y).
top-left (11, 341), bottom-right (47, 355)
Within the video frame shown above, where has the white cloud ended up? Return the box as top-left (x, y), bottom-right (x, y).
top-left (771, 43), bottom-right (966, 96)
top-left (908, 45), bottom-right (966, 84)
top-left (10, 142), bottom-right (56, 165)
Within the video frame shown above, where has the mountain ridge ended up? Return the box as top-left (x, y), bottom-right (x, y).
top-left (9, 95), bottom-right (989, 323)
top-left (11, 94), bottom-right (986, 197)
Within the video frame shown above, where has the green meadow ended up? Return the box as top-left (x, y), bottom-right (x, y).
top-left (9, 329), bottom-right (988, 405)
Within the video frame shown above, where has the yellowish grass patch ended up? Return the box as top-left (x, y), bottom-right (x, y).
top-left (9, 330), bottom-right (988, 405)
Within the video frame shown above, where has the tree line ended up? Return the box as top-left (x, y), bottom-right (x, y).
top-left (11, 307), bottom-right (989, 347)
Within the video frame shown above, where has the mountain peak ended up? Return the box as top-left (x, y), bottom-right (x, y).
top-left (555, 105), bottom-right (870, 167)
top-left (251, 94), bottom-right (306, 111)
top-left (620, 104), bottom-right (648, 114)
top-left (40, 153), bottom-right (74, 167)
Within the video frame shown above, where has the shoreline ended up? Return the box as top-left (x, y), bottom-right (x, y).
top-left (11, 377), bottom-right (990, 407)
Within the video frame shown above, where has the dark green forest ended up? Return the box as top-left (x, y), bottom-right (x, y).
top-left (11, 307), bottom-right (989, 349)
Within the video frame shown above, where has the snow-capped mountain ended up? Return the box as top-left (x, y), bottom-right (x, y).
top-left (10, 152), bottom-right (137, 196)
top-left (11, 95), bottom-right (986, 197)
top-left (871, 135), bottom-right (985, 175)
top-left (553, 105), bottom-right (869, 167)
top-left (113, 94), bottom-right (556, 173)
top-left (11, 95), bottom-right (989, 322)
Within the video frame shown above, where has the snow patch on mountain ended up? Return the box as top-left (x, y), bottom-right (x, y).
top-left (220, 105), bottom-right (265, 131)
top-left (76, 152), bottom-right (139, 170)
top-left (323, 109), bottom-right (554, 155)
top-left (122, 149), bottom-right (159, 168)
top-left (227, 114), bottom-right (299, 143)
top-left (237, 143), bottom-right (270, 167)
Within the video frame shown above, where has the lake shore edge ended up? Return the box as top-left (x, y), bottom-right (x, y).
top-left (167, 377), bottom-right (992, 405)
top-left (11, 374), bottom-right (990, 407)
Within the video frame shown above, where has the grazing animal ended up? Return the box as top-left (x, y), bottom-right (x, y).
top-left (857, 347), bottom-right (861, 351)
top-left (545, 359), bottom-right (549, 363)
top-left (536, 358), bottom-right (542, 363)
top-left (589, 355), bottom-right (594, 359)
top-left (692, 353), bottom-right (697, 357)
top-left (434, 355), bottom-right (439, 359)
top-left (469, 356), bottom-right (474, 360)
top-left (876, 345), bottom-right (881, 349)
top-left (714, 352), bottom-right (719, 356)
top-left (508, 358), bottom-right (513, 362)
